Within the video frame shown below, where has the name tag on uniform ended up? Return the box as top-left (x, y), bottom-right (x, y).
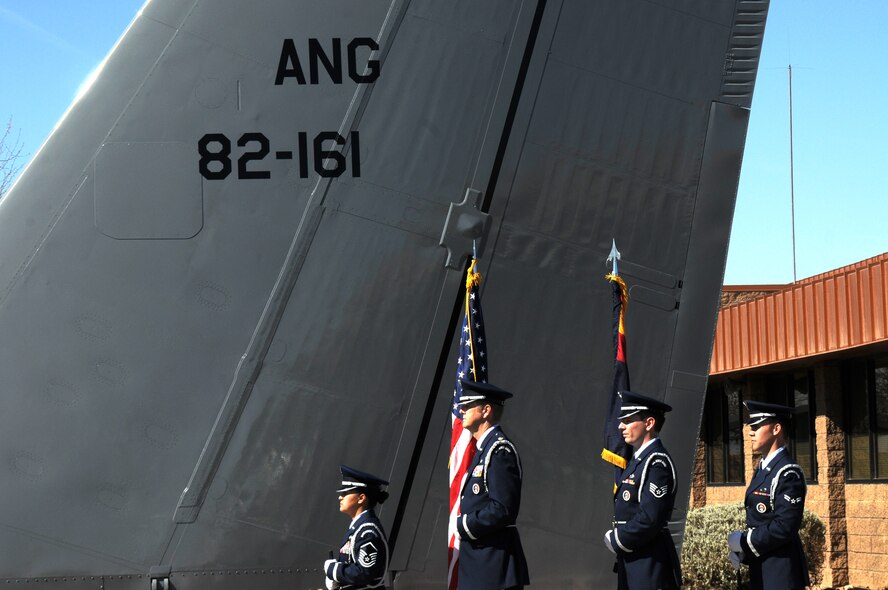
top-left (472, 465), bottom-right (483, 477)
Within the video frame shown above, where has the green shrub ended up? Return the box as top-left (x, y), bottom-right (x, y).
top-left (680, 502), bottom-right (825, 589)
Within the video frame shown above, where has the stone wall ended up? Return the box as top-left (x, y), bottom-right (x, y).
top-left (690, 437), bottom-right (706, 508)
top-left (703, 484), bottom-right (744, 506)
top-left (719, 287), bottom-right (786, 308)
top-left (845, 483), bottom-right (888, 589)
top-left (814, 364), bottom-right (848, 588)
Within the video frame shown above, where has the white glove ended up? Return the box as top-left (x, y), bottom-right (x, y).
top-left (729, 551), bottom-right (742, 571)
top-left (323, 559), bottom-right (337, 578)
top-left (727, 530), bottom-right (743, 553)
top-left (324, 559), bottom-right (340, 590)
top-left (603, 530), bottom-right (616, 554)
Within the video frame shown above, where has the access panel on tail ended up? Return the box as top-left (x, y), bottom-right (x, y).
top-left (0, 0), bottom-right (768, 588)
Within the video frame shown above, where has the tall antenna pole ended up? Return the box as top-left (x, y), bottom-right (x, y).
top-left (789, 64), bottom-right (797, 282)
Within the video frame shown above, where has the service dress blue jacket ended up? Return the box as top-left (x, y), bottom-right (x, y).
top-left (739, 450), bottom-right (810, 590)
top-left (455, 426), bottom-right (530, 590)
top-left (611, 438), bottom-right (681, 590)
top-left (326, 509), bottom-right (388, 590)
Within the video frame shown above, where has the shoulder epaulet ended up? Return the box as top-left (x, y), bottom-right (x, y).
top-left (769, 463), bottom-right (806, 510)
top-left (483, 438), bottom-right (522, 492)
top-left (639, 452), bottom-right (676, 498)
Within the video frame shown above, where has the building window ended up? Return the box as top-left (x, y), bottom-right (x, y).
top-left (765, 371), bottom-right (817, 481)
top-left (704, 381), bottom-right (744, 484)
top-left (792, 371), bottom-right (817, 480)
top-left (845, 357), bottom-right (888, 481)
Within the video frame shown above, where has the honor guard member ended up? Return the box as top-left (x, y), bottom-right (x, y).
top-left (727, 401), bottom-right (809, 590)
top-left (603, 391), bottom-right (681, 590)
top-left (452, 380), bottom-right (530, 590)
top-left (324, 465), bottom-right (390, 590)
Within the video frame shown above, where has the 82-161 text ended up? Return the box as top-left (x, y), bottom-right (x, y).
top-left (198, 131), bottom-right (361, 180)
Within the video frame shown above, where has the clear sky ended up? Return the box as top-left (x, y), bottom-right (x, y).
top-left (1, 1), bottom-right (885, 285)
top-left (728, 0), bottom-right (888, 284)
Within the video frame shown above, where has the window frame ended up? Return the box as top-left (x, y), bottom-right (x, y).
top-left (789, 370), bottom-right (818, 483)
top-left (704, 381), bottom-right (745, 486)
top-left (844, 357), bottom-right (888, 482)
top-left (764, 370), bottom-right (818, 483)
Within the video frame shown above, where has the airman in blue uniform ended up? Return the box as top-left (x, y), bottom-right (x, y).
top-left (324, 465), bottom-right (390, 590)
top-left (452, 380), bottom-right (530, 590)
top-left (727, 401), bottom-right (809, 590)
top-left (604, 391), bottom-right (681, 590)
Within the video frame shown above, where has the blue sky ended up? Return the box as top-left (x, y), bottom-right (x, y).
top-left (729, 0), bottom-right (888, 284)
top-left (1, 1), bottom-right (885, 285)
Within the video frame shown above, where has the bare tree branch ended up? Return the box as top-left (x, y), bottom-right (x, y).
top-left (1, 118), bottom-right (26, 199)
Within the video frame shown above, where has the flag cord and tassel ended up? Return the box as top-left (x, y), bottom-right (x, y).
top-left (465, 259), bottom-right (482, 380)
top-left (604, 273), bottom-right (628, 306)
top-left (602, 257), bottom-right (633, 488)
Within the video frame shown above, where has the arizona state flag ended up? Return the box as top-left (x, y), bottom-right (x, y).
top-left (601, 274), bottom-right (633, 484)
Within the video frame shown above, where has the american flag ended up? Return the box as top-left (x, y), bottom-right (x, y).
top-left (601, 273), bottom-right (632, 486)
top-left (447, 258), bottom-right (488, 590)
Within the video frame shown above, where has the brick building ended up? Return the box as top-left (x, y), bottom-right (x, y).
top-left (692, 252), bottom-right (888, 589)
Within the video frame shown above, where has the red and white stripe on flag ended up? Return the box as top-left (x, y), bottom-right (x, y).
top-left (447, 259), bottom-right (487, 590)
top-left (448, 417), bottom-right (476, 589)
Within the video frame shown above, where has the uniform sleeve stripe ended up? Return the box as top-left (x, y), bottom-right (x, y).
top-left (332, 562), bottom-right (341, 582)
top-left (746, 529), bottom-right (759, 557)
top-left (614, 528), bottom-right (633, 553)
top-left (461, 514), bottom-right (477, 540)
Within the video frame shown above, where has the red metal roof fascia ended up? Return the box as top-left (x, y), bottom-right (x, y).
top-left (711, 253), bottom-right (888, 375)
top-left (794, 251), bottom-right (888, 285)
top-left (874, 263), bottom-right (886, 341)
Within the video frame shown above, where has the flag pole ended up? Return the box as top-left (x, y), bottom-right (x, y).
top-left (602, 240), bottom-right (632, 484)
top-left (607, 239), bottom-right (620, 276)
top-left (448, 250), bottom-right (489, 590)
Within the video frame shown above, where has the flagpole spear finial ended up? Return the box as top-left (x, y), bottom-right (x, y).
top-left (607, 239), bottom-right (621, 276)
top-left (473, 239), bottom-right (477, 261)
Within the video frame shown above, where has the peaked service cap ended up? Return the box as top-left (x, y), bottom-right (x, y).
top-left (618, 390), bottom-right (672, 420)
top-left (337, 464), bottom-right (389, 495)
top-left (457, 380), bottom-right (513, 407)
top-left (743, 400), bottom-right (794, 426)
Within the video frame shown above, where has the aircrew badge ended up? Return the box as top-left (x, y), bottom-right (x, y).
top-left (756, 502), bottom-right (767, 513)
top-left (622, 490), bottom-right (631, 501)
top-left (472, 465), bottom-right (483, 477)
top-left (472, 483), bottom-right (480, 494)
